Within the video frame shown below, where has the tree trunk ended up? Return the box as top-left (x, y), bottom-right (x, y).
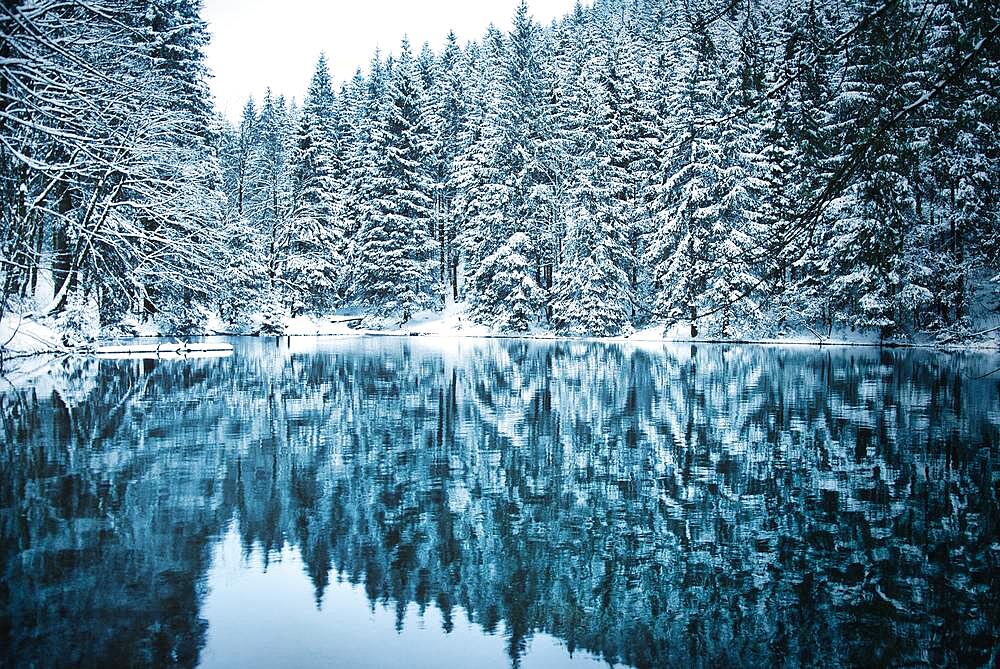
top-left (29, 217), bottom-right (44, 295)
top-left (51, 184), bottom-right (74, 307)
top-left (951, 186), bottom-right (965, 322)
top-left (438, 193), bottom-right (446, 296)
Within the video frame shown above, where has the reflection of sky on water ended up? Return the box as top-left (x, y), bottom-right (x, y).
top-left (201, 523), bottom-right (617, 668)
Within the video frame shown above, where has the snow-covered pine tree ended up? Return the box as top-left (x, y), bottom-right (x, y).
top-left (551, 14), bottom-right (635, 336)
top-left (704, 3), bottom-right (773, 338)
top-left (533, 11), bottom-right (578, 321)
top-left (457, 29), bottom-right (509, 296)
top-left (467, 4), bottom-right (549, 329)
top-left (431, 32), bottom-right (467, 302)
top-left (646, 1), bottom-right (775, 340)
top-left (385, 38), bottom-right (440, 320)
top-left (647, 18), bottom-right (722, 338)
top-left (216, 98), bottom-right (264, 329)
top-left (288, 53), bottom-right (344, 315)
top-left (336, 68), bottom-right (371, 298)
top-left (917, 0), bottom-right (1000, 332)
top-left (417, 41), bottom-right (448, 300)
top-left (451, 39), bottom-right (497, 303)
top-left (343, 53), bottom-right (398, 317)
top-left (823, 0), bottom-right (920, 338)
top-left (246, 90), bottom-right (295, 333)
top-left (764, 0), bottom-right (838, 335)
top-left (347, 41), bottom-right (439, 322)
top-left (132, 0), bottom-right (225, 332)
top-left (236, 100), bottom-right (260, 219)
top-left (602, 23), bottom-right (660, 328)
top-left (472, 232), bottom-right (544, 332)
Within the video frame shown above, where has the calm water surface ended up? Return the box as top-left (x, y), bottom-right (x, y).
top-left (2, 337), bottom-right (998, 668)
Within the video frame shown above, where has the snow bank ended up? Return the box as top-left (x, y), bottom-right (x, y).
top-left (625, 321), bottom-right (996, 349)
top-left (282, 314), bottom-right (366, 336)
top-left (0, 314), bottom-right (61, 356)
top-left (392, 302), bottom-right (493, 337)
top-left (4, 301), bottom-right (996, 358)
top-left (277, 305), bottom-right (998, 350)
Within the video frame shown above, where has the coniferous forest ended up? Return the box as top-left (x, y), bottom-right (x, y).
top-left (1, 0), bottom-right (999, 341)
top-left (4, 4), bottom-right (999, 667)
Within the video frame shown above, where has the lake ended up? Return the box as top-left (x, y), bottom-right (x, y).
top-left (2, 337), bottom-right (998, 668)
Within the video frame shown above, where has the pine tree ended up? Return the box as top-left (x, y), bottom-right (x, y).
top-left (472, 232), bottom-right (544, 332)
top-left (456, 29), bottom-right (509, 290)
top-left (647, 21), bottom-right (724, 337)
top-left (132, 0), bottom-right (224, 331)
top-left (217, 98), bottom-right (263, 329)
top-left (766, 0), bottom-right (838, 334)
top-left (342, 55), bottom-right (389, 311)
top-left (602, 25), bottom-right (660, 328)
top-left (247, 90), bottom-right (295, 332)
top-left (347, 41), bottom-right (439, 322)
top-left (917, 0), bottom-right (1000, 332)
top-left (337, 67), bottom-right (372, 299)
top-left (466, 4), bottom-right (550, 328)
top-left (551, 16), bottom-right (634, 336)
top-left (451, 40), bottom-right (495, 303)
top-left (824, 0), bottom-right (920, 337)
top-left (432, 32), bottom-right (467, 302)
top-left (289, 53), bottom-right (343, 315)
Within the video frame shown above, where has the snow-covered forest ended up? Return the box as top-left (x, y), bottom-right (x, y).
top-left (2, 0), bottom-right (998, 341)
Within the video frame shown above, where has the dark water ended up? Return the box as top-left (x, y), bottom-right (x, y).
top-left (2, 337), bottom-right (998, 668)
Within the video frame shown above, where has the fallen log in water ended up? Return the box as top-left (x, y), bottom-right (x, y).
top-left (95, 342), bottom-right (234, 357)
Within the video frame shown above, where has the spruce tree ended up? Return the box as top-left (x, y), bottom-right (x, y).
top-left (289, 53), bottom-right (343, 314)
top-left (247, 90), bottom-right (295, 332)
top-left (551, 17), bottom-right (634, 336)
top-left (824, 0), bottom-right (919, 337)
top-left (348, 42), bottom-right (438, 322)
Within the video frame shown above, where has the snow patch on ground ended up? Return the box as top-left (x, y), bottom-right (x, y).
top-left (392, 301), bottom-right (493, 337)
top-left (0, 314), bottom-right (61, 355)
top-left (282, 314), bottom-right (361, 336)
top-left (203, 312), bottom-right (229, 336)
top-left (627, 324), bottom-right (670, 341)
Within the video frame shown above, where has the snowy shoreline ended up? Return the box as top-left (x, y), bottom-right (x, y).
top-left (4, 310), bottom-right (999, 361)
top-left (268, 332), bottom-right (1000, 351)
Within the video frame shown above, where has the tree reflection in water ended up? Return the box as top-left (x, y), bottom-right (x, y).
top-left (1, 338), bottom-right (997, 668)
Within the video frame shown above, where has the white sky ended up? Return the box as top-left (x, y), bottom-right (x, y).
top-left (202, 0), bottom-right (579, 123)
